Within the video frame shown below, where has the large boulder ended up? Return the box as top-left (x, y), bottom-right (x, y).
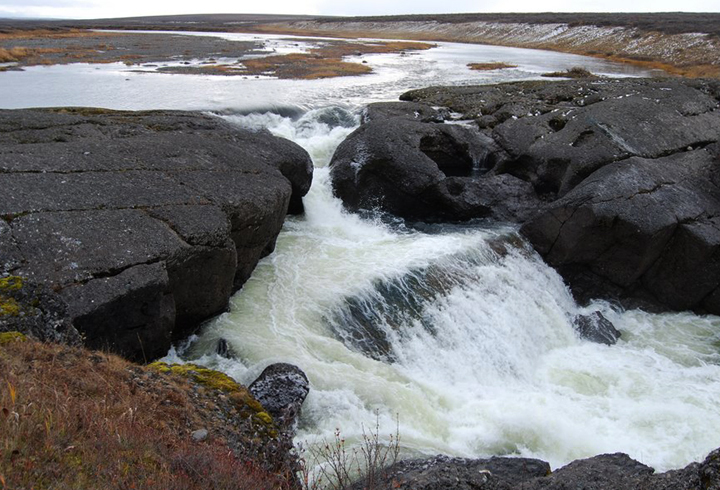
top-left (329, 117), bottom-right (539, 222)
top-left (520, 149), bottom-right (720, 313)
top-left (0, 108), bottom-right (312, 361)
top-left (389, 78), bottom-right (720, 313)
top-left (248, 363), bottom-right (309, 432)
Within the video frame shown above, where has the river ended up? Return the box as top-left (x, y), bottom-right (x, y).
top-left (2, 30), bottom-right (719, 475)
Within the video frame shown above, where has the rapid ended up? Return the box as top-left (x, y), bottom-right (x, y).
top-left (2, 30), bottom-right (718, 473)
top-left (172, 107), bottom-right (720, 473)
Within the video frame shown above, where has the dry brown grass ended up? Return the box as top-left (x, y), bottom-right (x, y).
top-left (242, 53), bottom-right (371, 79)
top-left (245, 23), bottom-right (720, 79)
top-left (0, 336), bottom-right (294, 489)
top-left (0, 46), bottom-right (61, 62)
top-left (467, 62), bottom-right (517, 71)
top-left (239, 40), bottom-right (431, 79)
top-left (0, 29), bottom-right (117, 40)
top-left (542, 66), bottom-right (596, 78)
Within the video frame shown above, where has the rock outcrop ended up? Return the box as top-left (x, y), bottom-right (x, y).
top-left (0, 108), bottom-right (312, 361)
top-left (330, 110), bottom-right (538, 222)
top-left (360, 449), bottom-right (720, 490)
top-left (332, 78), bottom-right (720, 314)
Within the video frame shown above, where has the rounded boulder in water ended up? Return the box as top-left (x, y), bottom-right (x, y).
top-left (249, 363), bottom-right (309, 430)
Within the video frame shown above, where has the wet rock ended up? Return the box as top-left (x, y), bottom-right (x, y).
top-left (215, 338), bottom-right (234, 359)
top-left (400, 78), bottom-right (720, 313)
top-left (351, 454), bottom-right (549, 490)
top-left (249, 363), bottom-right (309, 431)
top-left (329, 117), bottom-right (535, 222)
top-left (700, 448), bottom-right (720, 490)
top-left (573, 311), bottom-right (621, 345)
top-left (0, 108), bottom-right (312, 360)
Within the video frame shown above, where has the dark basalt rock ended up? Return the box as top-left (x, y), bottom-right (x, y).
top-left (0, 108), bottom-right (312, 361)
top-left (361, 448), bottom-right (720, 490)
top-left (0, 276), bottom-right (81, 346)
top-left (524, 453), bottom-right (655, 490)
top-left (249, 363), bottom-right (309, 431)
top-left (381, 78), bottom-right (720, 314)
top-left (361, 101), bottom-right (449, 124)
top-left (573, 311), bottom-right (621, 345)
top-left (329, 117), bottom-right (537, 222)
top-left (215, 338), bottom-right (235, 359)
top-left (350, 454), bottom-right (550, 490)
top-left (521, 150), bottom-right (720, 315)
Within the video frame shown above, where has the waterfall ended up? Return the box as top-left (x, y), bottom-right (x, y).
top-left (166, 107), bottom-right (720, 473)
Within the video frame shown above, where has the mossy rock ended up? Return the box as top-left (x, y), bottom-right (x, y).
top-left (0, 331), bottom-right (28, 345)
top-left (0, 276), bottom-right (24, 317)
top-left (149, 361), bottom-right (276, 435)
top-left (0, 275), bottom-right (81, 345)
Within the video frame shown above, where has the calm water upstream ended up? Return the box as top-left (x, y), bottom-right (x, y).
top-left (2, 31), bottom-right (718, 474)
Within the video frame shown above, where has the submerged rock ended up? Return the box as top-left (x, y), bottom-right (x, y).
top-left (573, 311), bottom-right (621, 345)
top-left (0, 108), bottom-right (312, 361)
top-left (249, 363), bottom-right (309, 432)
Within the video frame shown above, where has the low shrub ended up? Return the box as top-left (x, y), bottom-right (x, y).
top-left (542, 66), bottom-right (596, 78)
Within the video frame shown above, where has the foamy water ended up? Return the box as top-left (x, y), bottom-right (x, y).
top-left (2, 30), bottom-right (716, 474)
top-left (168, 108), bottom-right (720, 473)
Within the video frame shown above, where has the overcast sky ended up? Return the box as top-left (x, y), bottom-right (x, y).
top-left (2, 0), bottom-right (719, 19)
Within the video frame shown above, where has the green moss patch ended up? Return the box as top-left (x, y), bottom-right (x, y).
top-left (149, 362), bottom-right (275, 434)
top-left (0, 331), bottom-right (28, 345)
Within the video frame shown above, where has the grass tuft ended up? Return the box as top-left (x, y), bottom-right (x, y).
top-left (541, 66), bottom-right (596, 78)
top-left (467, 62), bottom-right (517, 71)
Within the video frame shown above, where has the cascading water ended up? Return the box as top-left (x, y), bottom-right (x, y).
top-left (168, 106), bottom-right (720, 474)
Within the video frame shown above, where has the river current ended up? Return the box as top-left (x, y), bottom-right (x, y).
top-left (1, 31), bottom-right (719, 473)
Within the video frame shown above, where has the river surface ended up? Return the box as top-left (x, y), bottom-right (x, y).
top-left (2, 31), bottom-right (719, 475)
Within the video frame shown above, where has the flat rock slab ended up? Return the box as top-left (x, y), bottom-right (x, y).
top-left (0, 108), bottom-right (312, 361)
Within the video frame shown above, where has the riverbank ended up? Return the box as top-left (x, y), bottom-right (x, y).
top-left (0, 28), bottom-right (432, 79)
top-left (245, 14), bottom-right (720, 78)
top-left (0, 332), bottom-right (298, 489)
top-left (3, 332), bottom-right (720, 489)
top-left (4, 12), bottom-right (718, 78)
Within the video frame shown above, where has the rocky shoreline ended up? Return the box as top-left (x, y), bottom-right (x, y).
top-left (0, 108), bottom-right (312, 361)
